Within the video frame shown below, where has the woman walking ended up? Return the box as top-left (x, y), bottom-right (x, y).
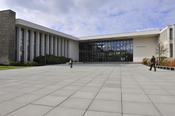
top-left (69, 59), bottom-right (73, 68)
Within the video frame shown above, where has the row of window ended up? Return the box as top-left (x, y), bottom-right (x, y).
top-left (169, 28), bottom-right (173, 57)
top-left (15, 27), bottom-right (69, 62)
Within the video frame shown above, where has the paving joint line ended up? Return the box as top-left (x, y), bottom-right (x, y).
top-left (3, 72), bottom-right (91, 116)
top-left (43, 69), bottom-right (104, 116)
top-left (128, 68), bottom-right (164, 116)
top-left (82, 67), bottom-right (115, 116)
top-left (120, 64), bottom-right (123, 116)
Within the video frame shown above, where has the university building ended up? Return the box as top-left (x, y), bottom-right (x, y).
top-left (0, 10), bottom-right (174, 65)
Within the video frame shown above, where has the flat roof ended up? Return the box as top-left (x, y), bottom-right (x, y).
top-left (79, 29), bottom-right (160, 41)
top-left (16, 19), bottom-right (79, 40)
top-left (16, 18), bottom-right (161, 41)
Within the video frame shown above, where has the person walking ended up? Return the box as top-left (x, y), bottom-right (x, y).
top-left (69, 59), bottom-right (73, 68)
top-left (149, 56), bottom-right (156, 72)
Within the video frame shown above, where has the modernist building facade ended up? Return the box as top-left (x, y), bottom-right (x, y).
top-left (0, 10), bottom-right (175, 64)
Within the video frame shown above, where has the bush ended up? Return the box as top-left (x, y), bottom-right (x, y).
top-left (33, 56), bottom-right (46, 65)
top-left (143, 57), bottom-right (175, 67)
top-left (143, 57), bottom-right (167, 66)
top-left (33, 55), bottom-right (70, 65)
top-left (162, 58), bottom-right (175, 67)
top-left (142, 58), bottom-right (151, 66)
top-left (9, 61), bottom-right (38, 66)
top-left (142, 58), bottom-right (148, 65)
top-left (23, 61), bottom-right (39, 66)
top-left (147, 58), bottom-right (151, 66)
top-left (159, 57), bottom-right (167, 65)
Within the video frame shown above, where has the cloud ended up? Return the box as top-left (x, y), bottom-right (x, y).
top-left (1, 0), bottom-right (175, 37)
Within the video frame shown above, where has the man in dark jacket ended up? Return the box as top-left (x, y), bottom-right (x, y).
top-left (149, 56), bottom-right (156, 72)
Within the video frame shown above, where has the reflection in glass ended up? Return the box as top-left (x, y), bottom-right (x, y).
top-left (79, 39), bottom-right (133, 62)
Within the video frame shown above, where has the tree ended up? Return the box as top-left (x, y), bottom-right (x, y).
top-left (156, 43), bottom-right (168, 65)
top-left (156, 43), bottom-right (168, 57)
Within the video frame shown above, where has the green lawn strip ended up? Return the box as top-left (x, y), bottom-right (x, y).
top-left (0, 66), bottom-right (30, 70)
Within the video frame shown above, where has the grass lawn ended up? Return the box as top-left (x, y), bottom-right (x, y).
top-left (0, 66), bottom-right (30, 70)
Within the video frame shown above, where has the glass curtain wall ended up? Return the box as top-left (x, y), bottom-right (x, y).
top-left (79, 39), bottom-right (133, 62)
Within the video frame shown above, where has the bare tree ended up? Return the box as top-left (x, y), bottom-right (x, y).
top-left (156, 43), bottom-right (168, 57)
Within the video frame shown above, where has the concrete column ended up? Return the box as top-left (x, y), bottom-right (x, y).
top-left (54, 37), bottom-right (58, 56)
top-left (59, 37), bottom-right (62, 56)
top-left (50, 35), bottom-right (53, 55)
top-left (17, 27), bottom-right (21, 62)
top-left (62, 38), bottom-right (65, 56)
top-left (24, 29), bottom-right (28, 62)
top-left (65, 39), bottom-right (67, 58)
top-left (41, 33), bottom-right (45, 56)
top-left (36, 32), bottom-right (40, 57)
top-left (173, 25), bottom-right (175, 58)
top-left (30, 30), bottom-right (34, 61)
top-left (67, 40), bottom-right (69, 58)
top-left (46, 34), bottom-right (49, 55)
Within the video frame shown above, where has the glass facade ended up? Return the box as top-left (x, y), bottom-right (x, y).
top-left (79, 39), bottom-right (133, 62)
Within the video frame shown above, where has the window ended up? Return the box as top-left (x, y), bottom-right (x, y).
top-left (49, 36), bottom-right (52, 55)
top-left (20, 28), bottom-right (24, 62)
top-left (39, 33), bottom-right (42, 56)
top-left (53, 37), bottom-right (55, 55)
top-left (170, 28), bottom-right (173, 40)
top-left (15, 27), bottom-right (18, 61)
top-left (170, 43), bottom-right (173, 57)
top-left (44, 34), bottom-right (47, 55)
top-left (34, 32), bottom-right (37, 58)
top-left (28, 30), bottom-right (30, 61)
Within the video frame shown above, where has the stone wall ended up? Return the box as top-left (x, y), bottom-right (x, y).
top-left (0, 10), bottom-right (16, 65)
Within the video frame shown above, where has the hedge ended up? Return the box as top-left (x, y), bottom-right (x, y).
top-left (9, 61), bottom-right (39, 66)
top-left (8, 55), bottom-right (70, 66)
top-left (142, 57), bottom-right (175, 67)
top-left (33, 55), bottom-right (70, 65)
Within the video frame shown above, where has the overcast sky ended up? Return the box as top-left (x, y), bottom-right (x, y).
top-left (0, 0), bottom-right (175, 37)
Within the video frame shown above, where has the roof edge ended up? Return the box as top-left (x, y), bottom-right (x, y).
top-left (79, 29), bottom-right (160, 40)
top-left (16, 19), bottom-right (79, 41)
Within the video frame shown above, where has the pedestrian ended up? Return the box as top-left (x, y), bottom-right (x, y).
top-left (69, 59), bottom-right (73, 68)
top-left (149, 56), bottom-right (156, 72)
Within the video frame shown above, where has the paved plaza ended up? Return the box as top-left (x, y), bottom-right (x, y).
top-left (0, 64), bottom-right (175, 116)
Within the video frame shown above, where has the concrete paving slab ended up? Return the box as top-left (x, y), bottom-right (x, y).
top-left (60, 98), bottom-right (92, 110)
top-left (84, 111), bottom-right (121, 116)
top-left (7, 104), bottom-right (51, 116)
top-left (0, 64), bottom-right (175, 116)
top-left (155, 103), bottom-right (175, 116)
top-left (123, 102), bottom-right (160, 116)
top-left (33, 95), bottom-right (67, 107)
top-left (45, 107), bottom-right (85, 116)
top-left (123, 93), bottom-right (150, 103)
top-left (89, 99), bottom-right (121, 113)
top-left (95, 92), bottom-right (121, 101)
top-left (149, 95), bottom-right (175, 104)
top-left (71, 91), bottom-right (97, 99)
